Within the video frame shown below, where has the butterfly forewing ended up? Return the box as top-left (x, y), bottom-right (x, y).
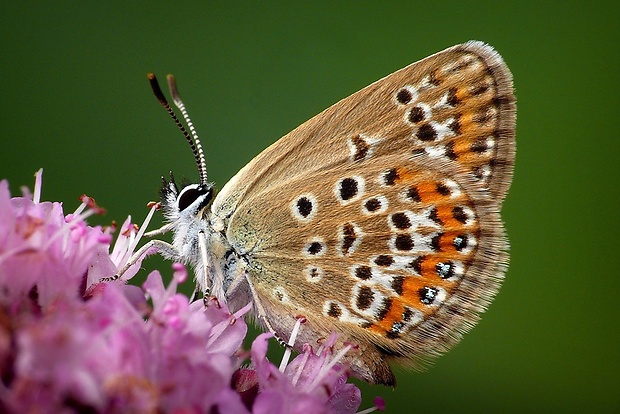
top-left (214, 41), bottom-right (514, 214)
top-left (212, 41), bottom-right (515, 385)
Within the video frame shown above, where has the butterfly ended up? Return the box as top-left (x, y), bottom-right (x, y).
top-left (139, 40), bottom-right (515, 386)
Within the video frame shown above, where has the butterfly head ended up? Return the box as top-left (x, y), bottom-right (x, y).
top-left (160, 173), bottom-right (214, 224)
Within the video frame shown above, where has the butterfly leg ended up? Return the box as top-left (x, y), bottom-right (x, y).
top-left (197, 230), bottom-right (211, 296)
top-left (143, 222), bottom-right (176, 237)
top-left (101, 239), bottom-right (178, 282)
top-left (242, 272), bottom-right (284, 343)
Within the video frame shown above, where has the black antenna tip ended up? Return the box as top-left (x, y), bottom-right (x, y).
top-left (148, 73), bottom-right (168, 105)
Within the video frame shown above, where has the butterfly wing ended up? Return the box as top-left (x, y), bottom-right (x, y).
top-left (212, 41), bottom-right (515, 385)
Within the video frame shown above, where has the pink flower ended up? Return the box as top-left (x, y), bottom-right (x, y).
top-left (0, 174), bottom-right (109, 314)
top-left (0, 172), bottom-right (379, 413)
top-left (241, 331), bottom-right (362, 414)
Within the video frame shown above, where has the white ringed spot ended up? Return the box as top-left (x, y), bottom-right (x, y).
top-left (334, 175), bottom-right (365, 204)
top-left (405, 103), bottom-right (431, 125)
top-left (290, 193), bottom-right (318, 222)
top-left (303, 265), bottom-right (324, 283)
top-left (362, 195), bottom-right (388, 215)
top-left (302, 237), bottom-right (327, 258)
top-left (394, 85), bottom-right (419, 105)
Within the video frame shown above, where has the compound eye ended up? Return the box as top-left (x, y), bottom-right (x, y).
top-left (177, 185), bottom-right (211, 212)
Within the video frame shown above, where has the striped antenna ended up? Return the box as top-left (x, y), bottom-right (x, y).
top-left (147, 73), bottom-right (208, 185)
top-left (166, 75), bottom-right (208, 186)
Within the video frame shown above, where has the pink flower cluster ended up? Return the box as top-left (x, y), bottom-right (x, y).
top-left (0, 172), bottom-right (381, 413)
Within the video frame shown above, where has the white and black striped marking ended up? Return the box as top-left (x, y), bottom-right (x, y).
top-left (351, 283), bottom-right (391, 320)
top-left (388, 208), bottom-right (440, 232)
top-left (440, 179), bottom-right (462, 198)
top-left (379, 168), bottom-right (399, 187)
top-left (389, 233), bottom-right (437, 254)
top-left (451, 205), bottom-right (476, 226)
top-left (338, 222), bottom-right (363, 256)
top-left (347, 133), bottom-right (381, 162)
top-left (323, 300), bottom-right (368, 326)
top-left (414, 118), bottom-right (457, 143)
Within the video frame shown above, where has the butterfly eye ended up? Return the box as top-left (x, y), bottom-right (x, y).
top-left (177, 184), bottom-right (213, 212)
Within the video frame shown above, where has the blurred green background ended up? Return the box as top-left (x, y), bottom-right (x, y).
top-left (1, 2), bottom-right (618, 413)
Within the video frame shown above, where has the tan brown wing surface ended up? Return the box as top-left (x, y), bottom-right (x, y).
top-left (215, 41), bottom-right (515, 385)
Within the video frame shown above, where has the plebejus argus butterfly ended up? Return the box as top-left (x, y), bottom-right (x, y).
top-left (131, 41), bottom-right (515, 385)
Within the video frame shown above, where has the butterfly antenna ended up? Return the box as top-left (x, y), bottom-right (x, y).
top-left (166, 75), bottom-right (208, 186)
top-left (148, 73), bottom-right (208, 186)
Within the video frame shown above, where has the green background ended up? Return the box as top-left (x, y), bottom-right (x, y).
top-left (1, 2), bottom-right (618, 413)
